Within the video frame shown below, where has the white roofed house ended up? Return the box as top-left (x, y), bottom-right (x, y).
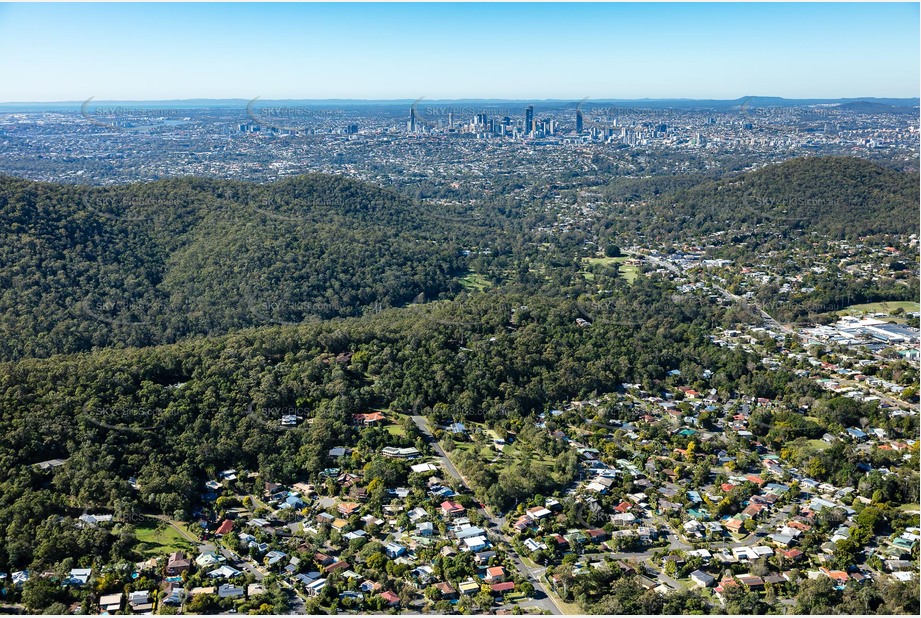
top-left (411, 462), bottom-right (439, 474)
top-left (690, 570), bottom-right (715, 588)
top-left (462, 536), bottom-right (489, 552)
top-left (219, 469), bottom-right (237, 481)
top-left (454, 525), bottom-right (486, 540)
top-left (407, 506), bottom-right (428, 522)
top-left (208, 564), bottom-right (242, 579)
top-left (128, 590), bottom-right (153, 613)
top-left (64, 568), bottom-right (92, 586)
top-left (416, 521), bottom-right (435, 537)
top-left (384, 542), bottom-right (406, 559)
top-left (411, 565), bottom-right (435, 585)
top-left (98, 592), bottom-right (123, 613)
top-left (218, 583), bottom-right (245, 598)
top-left (683, 519), bottom-right (705, 538)
top-left (78, 513), bottom-right (113, 528)
top-left (305, 578), bottom-right (328, 596)
top-left (524, 538), bottom-right (548, 553)
top-left (196, 551), bottom-right (225, 568)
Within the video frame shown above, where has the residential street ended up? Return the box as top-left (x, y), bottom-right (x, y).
top-left (411, 414), bottom-right (565, 615)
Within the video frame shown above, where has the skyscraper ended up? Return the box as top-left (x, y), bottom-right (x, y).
top-left (525, 105), bottom-right (534, 134)
top-left (575, 108), bottom-right (584, 134)
top-left (408, 106), bottom-right (416, 132)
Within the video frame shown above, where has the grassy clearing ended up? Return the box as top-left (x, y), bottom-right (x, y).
top-left (135, 521), bottom-right (196, 556)
top-left (618, 262), bottom-right (639, 284)
top-left (583, 256), bottom-right (621, 267)
top-left (837, 301), bottom-right (919, 316)
top-left (459, 273), bottom-right (492, 291)
top-left (385, 423), bottom-right (406, 437)
top-left (581, 255), bottom-right (639, 284)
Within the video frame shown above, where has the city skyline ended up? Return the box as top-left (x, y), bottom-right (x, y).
top-left (0, 2), bottom-right (918, 102)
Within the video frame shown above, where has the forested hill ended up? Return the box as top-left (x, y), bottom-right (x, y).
top-left (615, 157), bottom-right (920, 240)
top-left (0, 283), bottom-right (754, 568)
top-left (0, 174), bottom-right (470, 360)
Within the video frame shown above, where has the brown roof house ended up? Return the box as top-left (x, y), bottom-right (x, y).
top-left (166, 552), bottom-right (191, 576)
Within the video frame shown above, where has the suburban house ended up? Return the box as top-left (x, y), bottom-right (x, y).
top-left (99, 592), bottom-right (123, 613)
top-left (690, 570), bottom-right (716, 587)
top-left (484, 566), bottom-right (506, 583)
top-left (440, 500), bottom-right (466, 518)
top-left (166, 551), bottom-right (191, 576)
top-left (215, 519), bottom-right (234, 536)
top-left (354, 412), bottom-right (385, 427)
top-left (379, 590), bottom-right (401, 606)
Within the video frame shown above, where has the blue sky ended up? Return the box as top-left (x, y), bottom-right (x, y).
top-left (0, 2), bottom-right (918, 101)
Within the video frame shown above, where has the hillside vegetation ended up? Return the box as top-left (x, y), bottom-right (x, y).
top-left (607, 157), bottom-right (920, 240)
top-left (0, 174), bottom-right (468, 360)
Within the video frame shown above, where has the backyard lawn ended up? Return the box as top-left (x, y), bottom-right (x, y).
top-left (135, 520), bottom-right (196, 556)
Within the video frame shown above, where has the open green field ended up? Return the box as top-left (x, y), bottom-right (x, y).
top-left (449, 439), bottom-right (500, 462)
top-left (837, 301), bottom-right (919, 316)
top-left (618, 262), bottom-right (639, 284)
top-left (135, 521), bottom-right (196, 556)
top-left (581, 256), bottom-right (639, 284)
top-left (459, 272), bottom-right (492, 291)
top-left (583, 256), bottom-right (621, 267)
top-left (805, 439), bottom-right (832, 451)
top-left (385, 423), bottom-right (407, 437)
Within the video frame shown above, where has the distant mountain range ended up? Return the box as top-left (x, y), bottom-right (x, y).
top-left (0, 96), bottom-right (917, 112)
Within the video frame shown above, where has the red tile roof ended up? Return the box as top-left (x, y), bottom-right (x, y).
top-left (354, 412), bottom-right (385, 424)
top-left (379, 591), bottom-right (400, 605)
top-left (440, 500), bottom-right (465, 513)
top-left (215, 520), bottom-right (233, 535)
